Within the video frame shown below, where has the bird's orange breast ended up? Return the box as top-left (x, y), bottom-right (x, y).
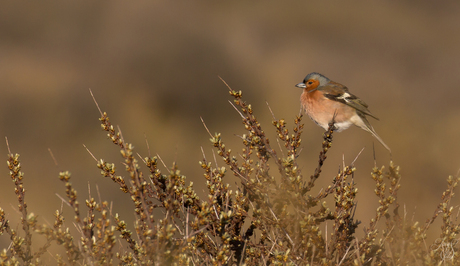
top-left (301, 89), bottom-right (356, 130)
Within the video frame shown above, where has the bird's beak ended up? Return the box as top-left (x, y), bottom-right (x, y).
top-left (295, 83), bottom-right (306, 89)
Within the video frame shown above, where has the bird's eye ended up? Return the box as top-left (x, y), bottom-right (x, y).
top-left (307, 81), bottom-right (313, 85)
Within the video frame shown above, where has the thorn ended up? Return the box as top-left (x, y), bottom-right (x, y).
top-left (89, 89), bottom-right (103, 116)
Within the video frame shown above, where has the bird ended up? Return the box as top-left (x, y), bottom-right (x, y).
top-left (295, 72), bottom-right (390, 152)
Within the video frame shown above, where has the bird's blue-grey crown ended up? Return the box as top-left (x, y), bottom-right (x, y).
top-left (304, 72), bottom-right (330, 86)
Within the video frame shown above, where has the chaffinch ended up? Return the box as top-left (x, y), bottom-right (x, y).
top-left (295, 72), bottom-right (390, 152)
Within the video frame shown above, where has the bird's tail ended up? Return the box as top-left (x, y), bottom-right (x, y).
top-left (357, 115), bottom-right (391, 152)
top-left (366, 126), bottom-right (391, 152)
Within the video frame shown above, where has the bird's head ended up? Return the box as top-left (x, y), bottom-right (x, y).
top-left (295, 72), bottom-right (330, 92)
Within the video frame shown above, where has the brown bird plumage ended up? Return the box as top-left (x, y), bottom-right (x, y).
top-left (296, 72), bottom-right (390, 152)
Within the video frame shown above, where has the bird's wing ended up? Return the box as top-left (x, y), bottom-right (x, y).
top-left (320, 84), bottom-right (379, 120)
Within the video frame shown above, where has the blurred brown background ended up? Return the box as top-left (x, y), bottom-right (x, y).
top-left (1, 1), bottom-right (460, 250)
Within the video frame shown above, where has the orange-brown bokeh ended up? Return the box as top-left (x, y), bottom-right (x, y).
top-left (1, 1), bottom-right (460, 251)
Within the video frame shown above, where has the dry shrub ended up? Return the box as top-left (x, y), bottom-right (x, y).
top-left (1, 85), bottom-right (459, 265)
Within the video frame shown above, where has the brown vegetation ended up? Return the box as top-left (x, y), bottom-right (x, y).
top-left (1, 86), bottom-right (459, 265)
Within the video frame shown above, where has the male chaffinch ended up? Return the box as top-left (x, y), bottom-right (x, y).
top-left (295, 72), bottom-right (390, 152)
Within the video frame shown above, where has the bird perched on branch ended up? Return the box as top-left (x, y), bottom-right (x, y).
top-left (295, 72), bottom-right (390, 152)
